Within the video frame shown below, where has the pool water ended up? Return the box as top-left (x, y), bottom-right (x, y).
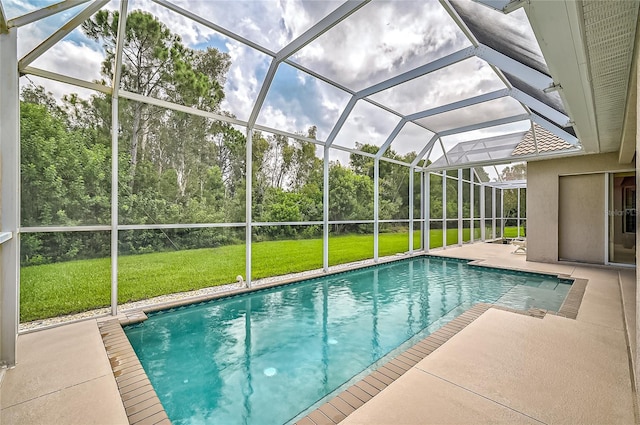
top-left (125, 257), bottom-right (572, 425)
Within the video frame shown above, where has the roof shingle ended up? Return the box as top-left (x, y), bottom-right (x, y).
top-left (511, 124), bottom-right (574, 156)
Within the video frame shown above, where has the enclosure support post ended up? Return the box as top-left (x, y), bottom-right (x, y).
top-left (458, 168), bottom-right (463, 246)
top-left (424, 172), bottom-right (430, 252)
top-left (517, 187), bottom-right (521, 238)
top-left (110, 97), bottom-right (119, 315)
top-left (500, 189), bottom-right (504, 238)
top-left (492, 187), bottom-right (497, 239)
top-left (323, 147), bottom-right (329, 272)
top-left (110, 0), bottom-right (128, 316)
top-left (420, 172), bottom-right (424, 251)
top-left (442, 171), bottom-right (447, 249)
top-left (480, 183), bottom-right (486, 241)
top-left (409, 167), bottom-right (414, 254)
top-left (245, 130), bottom-right (253, 287)
top-left (373, 158), bottom-right (379, 262)
top-left (0, 28), bottom-right (19, 367)
top-left (470, 170), bottom-right (474, 243)
top-left (605, 173), bottom-right (610, 264)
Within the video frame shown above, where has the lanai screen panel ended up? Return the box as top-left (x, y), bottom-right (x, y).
top-left (171, 0), bottom-right (341, 52)
top-left (450, 0), bottom-right (548, 74)
top-left (367, 57), bottom-right (506, 116)
top-left (441, 120), bottom-right (531, 145)
top-left (429, 132), bottom-right (527, 169)
top-left (3, 0), bottom-right (64, 19)
top-left (449, 0), bottom-right (574, 134)
top-left (387, 122), bottom-right (435, 159)
top-left (438, 119), bottom-right (531, 160)
top-left (331, 100), bottom-right (401, 150)
top-left (425, 141), bottom-right (445, 167)
top-left (22, 17), bottom-right (108, 85)
top-left (290, 0), bottom-right (471, 92)
top-left (256, 62), bottom-right (351, 140)
top-left (16, 2), bottom-right (91, 58)
top-left (505, 72), bottom-right (576, 136)
top-left (20, 85), bottom-right (113, 228)
top-left (126, 0), bottom-right (275, 121)
top-left (416, 96), bottom-right (527, 133)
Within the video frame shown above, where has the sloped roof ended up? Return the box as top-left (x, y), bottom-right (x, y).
top-left (511, 124), bottom-right (574, 156)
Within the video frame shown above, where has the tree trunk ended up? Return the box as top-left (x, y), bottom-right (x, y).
top-left (129, 103), bottom-right (141, 185)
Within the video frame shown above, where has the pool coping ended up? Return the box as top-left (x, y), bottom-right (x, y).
top-left (99, 256), bottom-right (588, 425)
top-left (99, 319), bottom-right (171, 425)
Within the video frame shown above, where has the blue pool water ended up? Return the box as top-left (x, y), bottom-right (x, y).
top-left (125, 257), bottom-right (572, 425)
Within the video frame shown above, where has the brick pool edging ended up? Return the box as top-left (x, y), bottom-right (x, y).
top-left (98, 319), bottom-right (170, 425)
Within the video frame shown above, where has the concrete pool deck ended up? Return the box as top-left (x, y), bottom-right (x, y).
top-left (1, 243), bottom-right (636, 424)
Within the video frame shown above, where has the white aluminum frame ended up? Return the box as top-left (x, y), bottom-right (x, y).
top-left (0, 0), bottom-right (539, 368)
top-left (409, 167), bottom-right (414, 253)
top-left (458, 169), bottom-right (463, 246)
top-left (0, 26), bottom-right (19, 367)
top-left (7, 0), bottom-right (91, 29)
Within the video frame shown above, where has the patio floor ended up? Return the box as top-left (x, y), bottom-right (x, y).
top-left (1, 243), bottom-right (636, 424)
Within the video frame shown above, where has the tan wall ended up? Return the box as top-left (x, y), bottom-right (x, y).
top-left (635, 30), bottom-right (640, 404)
top-left (558, 174), bottom-right (605, 263)
top-left (527, 152), bottom-right (633, 263)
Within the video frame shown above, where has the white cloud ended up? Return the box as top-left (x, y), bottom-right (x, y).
top-left (2, 0), bottom-right (40, 19)
top-left (30, 39), bottom-right (104, 82)
top-left (256, 104), bottom-right (298, 134)
top-left (291, 1), bottom-right (471, 91)
top-left (129, 0), bottom-right (217, 46)
top-left (332, 99), bottom-right (401, 150)
top-left (221, 43), bottom-right (271, 121)
top-left (388, 122), bottom-right (435, 158)
top-left (16, 10), bottom-right (105, 102)
top-left (417, 96), bottom-right (526, 133)
top-left (369, 57), bottom-right (506, 116)
top-left (13, 0), bottom-right (552, 167)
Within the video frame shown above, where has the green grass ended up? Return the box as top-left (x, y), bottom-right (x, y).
top-left (20, 227), bottom-right (521, 322)
top-left (503, 226), bottom-right (526, 238)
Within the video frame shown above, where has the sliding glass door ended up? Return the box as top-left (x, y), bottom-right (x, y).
top-left (608, 172), bottom-right (636, 265)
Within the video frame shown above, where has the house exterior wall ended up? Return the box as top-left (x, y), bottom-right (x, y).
top-left (635, 39), bottom-right (640, 410)
top-left (527, 152), bottom-right (632, 263)
top-left (558, 174), bottom-right (605, 263)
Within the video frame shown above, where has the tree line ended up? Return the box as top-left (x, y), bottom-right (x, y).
top-left (21, 10), bottom-right (523, 267)
top-left (20, 10), bottom-right (422, 266)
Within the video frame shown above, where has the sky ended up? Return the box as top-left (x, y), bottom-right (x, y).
top-left (3, 0), bottom-right (540, 178)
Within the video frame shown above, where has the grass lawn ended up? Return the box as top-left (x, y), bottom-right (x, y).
top-left (20, 227), bottom-right (523, 322)
top-left (503, 226), bottom-right (526, 238)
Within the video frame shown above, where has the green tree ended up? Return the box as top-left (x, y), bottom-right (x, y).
top-left (20, 87), bottom-right (112, 265)
top-left (83, 9), bottom-right (231, 192)
top-left (328, 163), bottom-right (373, 232)
top-left (500, 163), bottom-right (527, 181)
top-left (21, 90), bottom-right (111, 228)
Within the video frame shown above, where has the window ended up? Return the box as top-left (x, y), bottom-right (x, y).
top-left (624, 187), bottom-right (636, 233)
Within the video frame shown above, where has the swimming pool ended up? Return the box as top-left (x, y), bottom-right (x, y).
top-left (125, 256), bottom-right (572, 424)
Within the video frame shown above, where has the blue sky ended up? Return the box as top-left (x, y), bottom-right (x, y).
top-left (4, 0), bottom-right (533, 174)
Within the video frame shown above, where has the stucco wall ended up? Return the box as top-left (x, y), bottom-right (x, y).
top-left (558, 174), bottom-right (605, 263)
top-left (527, 152), bottom-right (633, 263)
top-left (634, 32), bottom-right (640, 405)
